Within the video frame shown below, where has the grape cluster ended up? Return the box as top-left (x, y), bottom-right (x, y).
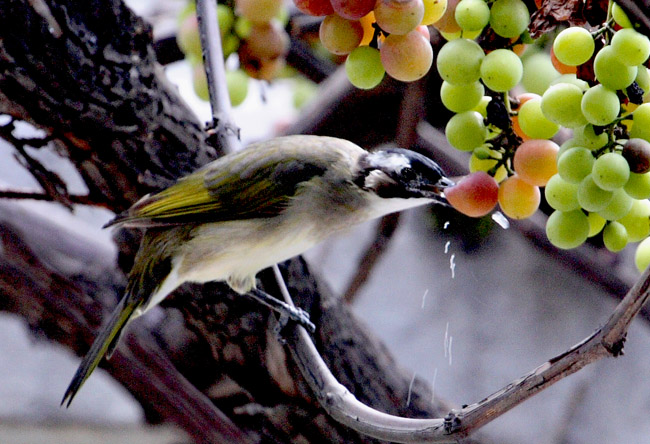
top-left (295, 0), bottom-right (448, 88)
top-left (432, 1), bottom-right (650, 272)
top-left (177, 0), bottom-right (306, 107)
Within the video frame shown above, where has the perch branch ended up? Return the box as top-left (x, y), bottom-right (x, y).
top-left (279, 256), bottom-right (650, 442)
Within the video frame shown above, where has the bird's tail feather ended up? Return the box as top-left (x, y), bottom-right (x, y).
top-left (61, 295), bottom-right (140, 407)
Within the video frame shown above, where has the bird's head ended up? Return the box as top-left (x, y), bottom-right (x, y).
top-left (354, 148), bottom-right (454, 204)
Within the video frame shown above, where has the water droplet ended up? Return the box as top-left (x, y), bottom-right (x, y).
top-left (492, 211), bottom-right (510, 229)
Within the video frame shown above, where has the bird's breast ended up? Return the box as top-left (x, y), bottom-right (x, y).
top-left (175, 217), bottom-right (324, 293)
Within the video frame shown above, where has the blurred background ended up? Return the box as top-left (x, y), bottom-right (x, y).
top-left (2, 0), bottom-right (650, 443)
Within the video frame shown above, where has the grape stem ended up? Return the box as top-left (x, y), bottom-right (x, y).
top-left (502, 92), bottom-right (513, 115)
top-left (369, 23), bottom-right (384, 50)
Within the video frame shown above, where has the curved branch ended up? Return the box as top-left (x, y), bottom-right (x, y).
top-left (281, 260), bottom-right (650, 442)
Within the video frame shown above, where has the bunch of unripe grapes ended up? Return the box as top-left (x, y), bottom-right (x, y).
top-left (295, 0), bottom-right (448, 88)
top-left (177, 0), bottom-right (292, 106)
top-left (428, 0), bottom-right (650, 272)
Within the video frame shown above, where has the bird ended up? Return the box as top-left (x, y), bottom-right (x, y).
top-left (61, 134), bottom-right (453, 406)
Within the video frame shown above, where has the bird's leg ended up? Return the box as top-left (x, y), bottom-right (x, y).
top-left (249, 288), bottom-right (316, 333)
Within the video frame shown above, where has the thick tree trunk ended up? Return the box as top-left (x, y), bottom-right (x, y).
top-left (0, 1), bottom-right (465, 442)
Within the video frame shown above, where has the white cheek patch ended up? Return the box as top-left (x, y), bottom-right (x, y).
top-left (364, 169), bottom-right (396, 190)
top-left (367, 151), bottom-right (410, 174)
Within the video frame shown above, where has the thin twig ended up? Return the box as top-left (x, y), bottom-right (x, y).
top-left (27, 0), bottom-right (62, 37)
top-left (195, 0), bottom-right (240, 154)
top-left (343, 212), bottom-right (400, 303)
top-left (0, 189), bottom-right (111, 207)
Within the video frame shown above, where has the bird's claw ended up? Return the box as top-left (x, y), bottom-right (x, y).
top-left (277, 305), bottom-right (315, 334)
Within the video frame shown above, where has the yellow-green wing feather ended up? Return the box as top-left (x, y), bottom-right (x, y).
top-left (108, 136), bottom-right (352, 227)
top-left (61, 295), bottom-right (142, 407)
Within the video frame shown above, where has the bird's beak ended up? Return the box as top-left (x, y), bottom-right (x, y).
top-left (425, 176), bottom-right (455, 198)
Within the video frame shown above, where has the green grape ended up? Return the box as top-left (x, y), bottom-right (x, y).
top-left (546, 209), bottom-right (590, 249)
top-left (440, 80), bottom-right (484, 112)
top-left (630, 103), bottom-right (650, 142)
top-left (489, 0), bottom-right (529, 39)
top-left (436, 38), bottom-right (485, 85)
top-left (439, 29), bottom-right (461, 40)
top-left (319, 14), bottom-right (364, 55)
top-left (558, 138), bottom-right (581, 157)
top-left (603, 221), bottom-right (628, 252)
top-left (178, 1), bottom-right (196, 21)
top-left (581, 84), bottom-right (621, 126)
top-left (635, 237), bottom-right (650, 272)
top-left (594, 45), bottom-right (637, 91)
top-left (222, 34), bottom-right (240, 58)
top-left (592, 152), bottom-right (630, 190)
top-left (521, 52), bottom-right (560, 95)
top-left (192, 63), bottom-right (209, 101)
top-left (578, 174), bottom-right (614, 212)
top-left (557, 147), bottom-right (594, 184)
top-left (445, 111), bottom-right (487, 151)
top-left (177, 13), bottom-right (201, 59)
top-left (612, 2), bottom-right (633, 28)
top-left (619, 199), bottom-right (650, 241)
top-left (541, 83), bottom-right (587, 128)
top-left (611, 29), bottom-right (650, 67)
top-left (545, 174), bottom-right (580, 211)
top-left (473, 95), bottom-right (491, 118)
top-left (624, 172), bottom-right (650, 199)
top-left (550, 74), bottom-right (589, 92)
top-left (217, 5), bottom-right (235, 36)
top-left (553, 27), bottom-right (595, 66)
top-left (345, 46), bottom-right (385, 89)
top-left (473, 146), bottom-right (491, 159)
top-left (234, 16), bottom-right (252, 39)
top-left (573, 124), bottom-right (608, 150)
top-left (460, 28), bottom-right (483, 39)
top-left (226, 69), bottom-right (249, 106)
top-left (588, 212), bottom-right (607, 237)
top-left (480, 49), bottom-right (523, 92)
top-left (469, 148), bottom-right (508, 182)
top-left (517, 97), bottom-right (560, 139)
top-left (381, 30), bottom-right (433, 82)
top-left (598, 188), bottom-right (633, 220)
top-left (455, 0), bottom-right (489, 31)
top-left (422, 0), bottom-right (448, 26)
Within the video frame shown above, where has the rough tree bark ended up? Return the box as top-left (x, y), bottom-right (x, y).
top-left (0, 1), bottom-right (473, 443)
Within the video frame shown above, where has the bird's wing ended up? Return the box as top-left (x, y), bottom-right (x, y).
top-left (107, 136), bottom-right (355, 227)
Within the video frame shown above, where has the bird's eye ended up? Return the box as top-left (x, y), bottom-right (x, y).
top-left (401, 167), bottom-right (416, 181)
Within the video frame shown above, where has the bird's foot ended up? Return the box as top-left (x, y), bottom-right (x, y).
top-left (249, 288), bottom-right (316, 333)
